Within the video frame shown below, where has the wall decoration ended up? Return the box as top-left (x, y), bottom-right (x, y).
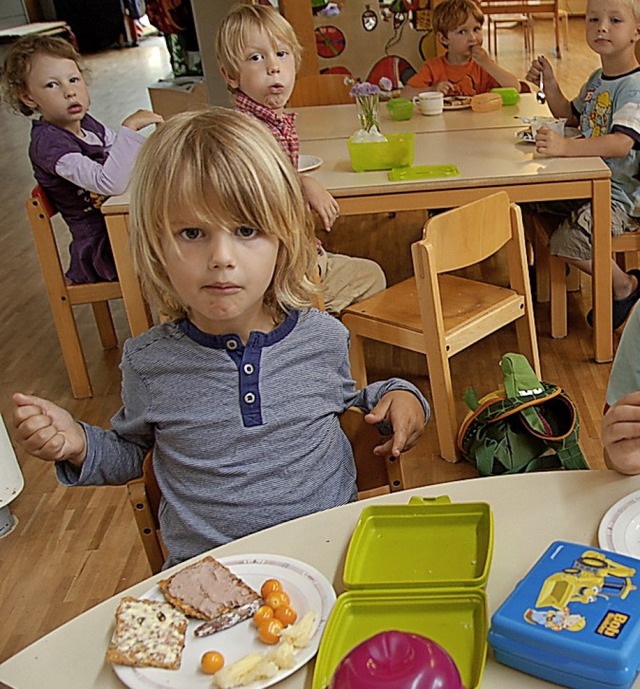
top-left (315, 25), bottom-right (347, 58)
top-left (362, 6), bottom-right (378, 31)
top-left (313, 0), bottom-right (434, 89)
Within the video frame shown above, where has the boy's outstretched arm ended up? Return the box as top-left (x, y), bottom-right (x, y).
top-left (364, 390), bottom-right (426, 457)
top-left (300, 175), bottom-right (340, 231)
top-left (12, 392), bottom-right (87, 468)
top-left (602, 391), bottom-right (640, 475)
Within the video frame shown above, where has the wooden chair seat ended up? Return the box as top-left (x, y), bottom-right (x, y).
top-left (126, 408), bottom-right (406, 574)
top-left (343, 276), bottom-right (525, 357)
top-left (25, 188), bottom-right (124, 398)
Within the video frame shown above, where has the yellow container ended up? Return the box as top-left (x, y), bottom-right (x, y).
top-left (471, 92), bottom-right (503, 113)
top-left (347, 132), bottom-right (415, 172)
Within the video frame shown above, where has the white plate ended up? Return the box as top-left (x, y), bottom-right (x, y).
top-left (112, 554), bottom-right (336, 689)
top-left (598, 489), bottom-right (640, 556)
top-left (298, 155), bottom-right (323, 173)
top-left (443, 97), bottom-right (472, 110)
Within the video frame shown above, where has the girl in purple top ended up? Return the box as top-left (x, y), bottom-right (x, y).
top-left (1, 35), bottom-right (163, 283)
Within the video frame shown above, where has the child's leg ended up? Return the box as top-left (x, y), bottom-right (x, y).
top-left (560, 257), bottom-right (638, 300)
top-left (550, 202), bottom-right (640, 328)
top-left (318, 251), bottom-right (387, 314)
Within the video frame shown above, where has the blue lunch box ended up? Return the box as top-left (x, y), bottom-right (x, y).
top-left (489, 540), bottom-right (640, 689)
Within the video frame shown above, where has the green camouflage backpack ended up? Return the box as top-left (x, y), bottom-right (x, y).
top-left (457, 353), bottom-right (588, 476)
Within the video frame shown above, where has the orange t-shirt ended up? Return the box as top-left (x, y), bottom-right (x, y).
top-left (407, 56), bottom-right (500, 96)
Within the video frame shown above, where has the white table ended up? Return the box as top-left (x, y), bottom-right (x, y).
top-left (1, 470), bottom-right (640, 689)
top-left (292, 93), bottom-right (552, 141)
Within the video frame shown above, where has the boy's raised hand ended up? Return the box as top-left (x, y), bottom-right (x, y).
top-left (122, 109), bottom-right (164, 132)
top-left (300, 176), bottom-right (340, 231)
top-left (12, 392), bottom-right (87, 467)
top-left (602, 391), bottom-right (640, 475)
top-left (526, 55), bottom-right (555, 89)
top-left (365, 390), bottom-right (426, 457)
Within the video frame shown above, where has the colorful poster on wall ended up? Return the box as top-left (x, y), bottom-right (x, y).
top-left (313, 0), bottom-right (435, 86)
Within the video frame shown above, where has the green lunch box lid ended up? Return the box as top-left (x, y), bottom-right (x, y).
top-left (342, 500), bottom-right (494, 590)
top-left (312, 588), bottom-right (488, 689)
top-left (491, 87), bottom-right (520, 105)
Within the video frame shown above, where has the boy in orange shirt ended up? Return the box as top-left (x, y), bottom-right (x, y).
top-left (403, 0), bottom-right (520, 98)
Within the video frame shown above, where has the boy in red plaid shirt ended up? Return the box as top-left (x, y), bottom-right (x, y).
top-left (216, 3), bottom-right (386, 314)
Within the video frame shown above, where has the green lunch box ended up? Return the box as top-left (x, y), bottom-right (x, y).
top-left (347, 132), bottom-right (415, 172)
top-left (313, 497), bottom-right (494, 689)
top-left (386, 97), bottom-right (414, 121)
top-left (491, 87), bottom-right (520, 106)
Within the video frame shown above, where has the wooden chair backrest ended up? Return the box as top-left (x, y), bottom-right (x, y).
top-left (126, 407), bottom-right (406, 574)
top-left (288, 74), bottom-right (352, 107)
top-left (422, 191), bottom-right (513, 274)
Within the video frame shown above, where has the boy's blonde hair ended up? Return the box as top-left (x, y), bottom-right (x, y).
top-left (130, 107), bottom-right (316, 321)
top-left (588, 0), bottom-right (640, 22)
top-left (433, 0), bottom-right (485, 36)
top-left (215, 2), bottom-right (303, 89)
top-left (1, 35), bottom-right (84, 116)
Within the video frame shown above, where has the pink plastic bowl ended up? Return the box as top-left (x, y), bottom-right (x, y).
top-left (328, 631), bottom-right (464, 689)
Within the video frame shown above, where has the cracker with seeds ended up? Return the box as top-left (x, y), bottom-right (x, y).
top-left (106, 596), bottom-right (188, 669)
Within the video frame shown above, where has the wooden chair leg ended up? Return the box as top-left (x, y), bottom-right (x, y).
top-left (424, 347), bottom-right (459, 463)
top-left (91, 302), bottom-right (118, 349)
top-left (51, 302), bottom-right (93, 398)
top-left (342, 316), bottom-right (368, 388)
top-left (550, 255), bottom-right (568, 338)
top-left (534, 230), bottom-right (550, 303)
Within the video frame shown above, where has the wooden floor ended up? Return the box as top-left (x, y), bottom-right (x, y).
top-left (0, 20), bottom-right (614, 663)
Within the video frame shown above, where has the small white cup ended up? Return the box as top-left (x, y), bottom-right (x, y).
top-left (530, 116), bottom-right (566, 137)
top-left (412, 91), bottom-right (444, 116)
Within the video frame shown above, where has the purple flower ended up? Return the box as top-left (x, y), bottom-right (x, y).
top-left (350, 81), bottom-right (380, 98)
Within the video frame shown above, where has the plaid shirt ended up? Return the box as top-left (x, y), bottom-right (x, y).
top-left (235, 91), bottom-right (299, 168)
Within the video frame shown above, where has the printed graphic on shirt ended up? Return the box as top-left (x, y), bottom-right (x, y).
top-left (583, 89), bottom-right (612, 137)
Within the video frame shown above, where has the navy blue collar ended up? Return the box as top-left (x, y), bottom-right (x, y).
top-left (178, 310), bottom-right (299, 350)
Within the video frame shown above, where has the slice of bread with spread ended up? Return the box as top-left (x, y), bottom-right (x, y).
top-left (106, 597), bottom-right (188, 669)
top-left (159, 556), bottom-right (262, 637)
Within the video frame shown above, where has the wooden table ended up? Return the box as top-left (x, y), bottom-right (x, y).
top-left (292, 93), bottom-right (551, 141)
top-left (103, 103), bottom-right (613, 361)
top-left (301, 126), bottom-right (613, 362)
top-left (1, 469), bottom-right (639, 688)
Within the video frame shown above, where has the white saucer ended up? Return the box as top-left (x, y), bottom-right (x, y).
top-left (298, 155), bottom-right (323, 173)
top-left (598, 489), bottom-right (640, 556)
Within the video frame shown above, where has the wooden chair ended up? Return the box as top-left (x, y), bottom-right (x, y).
top-left (487, 12), bottom-right (535, 56)
top-left (25, 188), bottom-right (122, 398)
top-left (479, 0), bottom-right (563, 57)
top-left (126, 408), bottom-right (407, 574)
top-left (537, 228), bottom-right (640, 337)
top-left (341, 192), bottom-right (541, 463)
top-left (288, 74), bottom-right (352, 108)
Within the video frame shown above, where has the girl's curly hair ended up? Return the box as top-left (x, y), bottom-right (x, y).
top-left (1, 35), bottom-right (85, 116)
